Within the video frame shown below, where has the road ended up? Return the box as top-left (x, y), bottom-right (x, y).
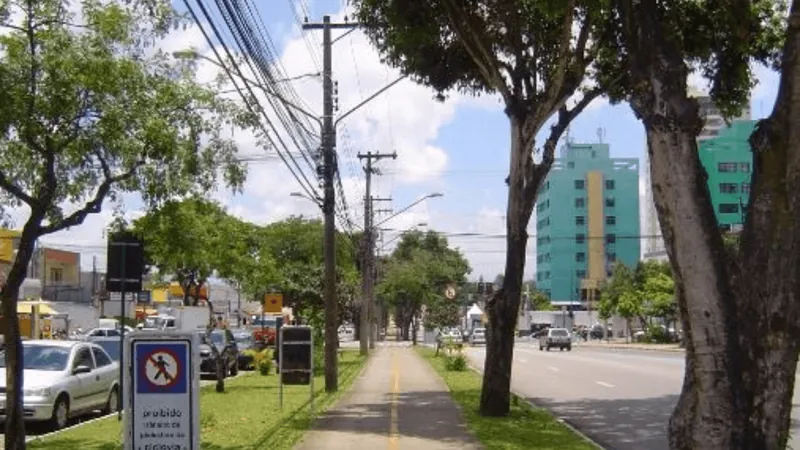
top-left (464, 342), bottom-right (800, 450)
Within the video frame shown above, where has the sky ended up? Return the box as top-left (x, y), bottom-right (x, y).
top-left (8, 0), bottom-right (782, 282)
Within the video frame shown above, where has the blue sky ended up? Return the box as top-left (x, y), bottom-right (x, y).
top-left (35, 0), bottom-right (781, 281)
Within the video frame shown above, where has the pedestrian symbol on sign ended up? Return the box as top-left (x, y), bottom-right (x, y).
top-left (136, 344), bottom-right (187, 394)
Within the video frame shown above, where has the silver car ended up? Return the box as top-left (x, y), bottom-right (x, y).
top-left (469, 328), bottom-right (487, 345)
top-left (0, 340), bottom-right (119, 430)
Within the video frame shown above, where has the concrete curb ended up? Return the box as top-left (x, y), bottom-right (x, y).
top-left (578, 343), bottom-right (684, 353)
top-left (461, 360), bottom-right (607, 450)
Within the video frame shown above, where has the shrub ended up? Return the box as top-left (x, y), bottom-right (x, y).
top-left (444, 354), bottom-right (467, 372)
top-left (241, 349), bottom-right (259, 370)
top-left (253, 348), bottom-right (273, 376)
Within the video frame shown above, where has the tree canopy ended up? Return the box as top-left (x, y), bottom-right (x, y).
top-left (378, 230), bottom-right (471, 339)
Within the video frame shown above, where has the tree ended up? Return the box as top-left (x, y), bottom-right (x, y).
top-left (133, 198), bottom-right (273, 393)
top-left (0, 1), bottom-right (254, 445)
top-left (379, 230), bottom-right (471, 342)
top-left (598, 1), bottom-right (791, 446)
top-left (354, 0), bottom-right (611, 415)
top-left (529, 290), bottom-right (554, 311)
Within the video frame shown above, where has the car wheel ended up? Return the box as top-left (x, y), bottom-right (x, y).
top-left (546, 346), bottom-right (551, 352)
top-left (539, 345), bottom-right (543, 351)
top-left (567, 346), bottom-right (572, 351)
top-left (559, 346), bottom-right (564, 351)
top-left (50, 395), bottom-right (70, 430)
top-left (103, 386), bottom-right (119, 415)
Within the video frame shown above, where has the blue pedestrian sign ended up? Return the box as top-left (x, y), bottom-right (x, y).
top-left (135, 343), bottom-right (188, 394)
top-left (124, 333), bottom-right (200, 450)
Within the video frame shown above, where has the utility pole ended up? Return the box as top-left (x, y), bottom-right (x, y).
top-left (357, 151), bottom-right (396, 355)
top-left (303, 16), bottom-right (357, 393)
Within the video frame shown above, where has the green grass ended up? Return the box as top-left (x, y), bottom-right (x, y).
top-left (418, 348), bottom-right (596, 450)
top-left (29, 350), bottom-right (367, 450)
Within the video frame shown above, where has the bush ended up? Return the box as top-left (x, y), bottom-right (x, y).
top-left (241, 349), bottom-right (259, 370)
top-left (644, 326), bottom-right (672, 343)
top-left (444, 354), bottom-right (467, 372)
top-left (253, 348), bottom-right (273, 376)
top-left (443, 340), bottom-right (464, 355)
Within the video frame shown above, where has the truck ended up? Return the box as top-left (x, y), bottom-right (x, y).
top-left (141, 306), bottom-right (211, 332)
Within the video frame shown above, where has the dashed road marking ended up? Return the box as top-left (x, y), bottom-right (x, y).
top-left (596, 381), bottom-right (615, 388)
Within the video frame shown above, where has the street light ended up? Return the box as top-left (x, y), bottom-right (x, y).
top-left (375, 192), bottom-right (444, 228)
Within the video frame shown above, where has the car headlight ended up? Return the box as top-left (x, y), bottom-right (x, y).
top-left (23, 387), bottom-right (51, 397)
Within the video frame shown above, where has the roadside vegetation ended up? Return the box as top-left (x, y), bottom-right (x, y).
top-left (418, 347), bottom-right (595, 450)
top-left (27, 351), bottom-right (366, 450)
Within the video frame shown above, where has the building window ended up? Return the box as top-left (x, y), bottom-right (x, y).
top-left (606, 216), bottom-right (616, 225)
top-left (742, 183), bottom-right (751, 194)
top-left (567, 162), bottom-right (575, 169)
top-left (719, 183), bottom-right (738, 194)
top-left (606, 234), bottom-right (616, 244)
top-left (576, 252), bottom-right (586, 262)
top-left (605, 179), bottom-right (615, 190)
top-left (719, 203), bottom-right (739, 214)
top-left (575, 197), bottom-right (585, 208)
top-left (718, 162), bottom-right (738, 173)
top-left (575, 233), bottom-right (585, 244)
top-left (575, 216), bottom-right (585, 226)
top-left (740, 162), bottom-right (751, 172)
top-left (50, 267), bottom-right (63, 284)
top-left (576, 270), bottom-right (586, 279)
top-left (574, 180), bottom-right (585, 189)
top-left (605, 197), bottom-right (615, 207)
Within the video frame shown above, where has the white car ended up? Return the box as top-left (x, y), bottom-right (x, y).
top-left (0, 340), bottom-right (120, 429)
top-left (469, 328), bottom-right (487, 345)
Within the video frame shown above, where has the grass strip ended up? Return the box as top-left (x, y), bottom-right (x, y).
top-left (417, 347), bottom-right (596, 450)
top-left (29, 350), bottom-right (367, 450)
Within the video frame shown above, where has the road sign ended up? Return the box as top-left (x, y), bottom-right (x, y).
top-left (263, 293), bottom-right (283, 313)
top-left (106, 232), bottom-right (143, 293)
top-left (444, 285), bottom-right (456, 300)
top-left (124, 332), bottom-right (200, 450)
top-left (279, 326), bottom-right (314, 414)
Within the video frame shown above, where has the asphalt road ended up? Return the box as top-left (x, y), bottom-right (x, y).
top-left (465, 342), bottom-right (800, 450)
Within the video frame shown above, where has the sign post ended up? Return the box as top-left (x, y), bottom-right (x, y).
top-left (124, 332), bottom-right (200, 450)
top-left (279, 326), bottom-right (313, 415)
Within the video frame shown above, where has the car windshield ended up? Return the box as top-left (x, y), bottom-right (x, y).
top-left (551, 329), bottom-right (569, 337)
top-left (234, 334), bottom-right (252, 346)
top-left (0, 344), bottom-right (71, 371)
top-left (96, 340), bottom-right (121, 361)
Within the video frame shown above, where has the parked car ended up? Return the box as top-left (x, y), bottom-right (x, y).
top-left (91, 337), bottom-right (121, 362)
top-left (0, 340), bottom-right (119, 430)
top-left (231, 330), bottom-right (255, 370)
top-left (197, 329), bottom-right (239, 378)
top-left (539, 328), bottom-right (572, 351)
top-left (469, 328), bottom-right (486, 345)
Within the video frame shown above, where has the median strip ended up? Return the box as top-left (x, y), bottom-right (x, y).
top-left (417, 347), bottom-right (599, 450)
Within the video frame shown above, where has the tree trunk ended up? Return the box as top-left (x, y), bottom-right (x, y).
top-left (1, 216), bottom-right (43, 449)
top-left (627, 1), bottom-right (800, 445)
top-left (480, 115), bottom-right (536, 416)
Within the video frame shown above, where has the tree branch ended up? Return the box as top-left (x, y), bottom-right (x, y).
top-left (39, 161), bottom-right (142, 235)
top-left (0, 169), bottom-right (37, 206)
top-left (521, 85), bottom-right (607, 219)
top-left (440, 0), bottom-right (513, 103)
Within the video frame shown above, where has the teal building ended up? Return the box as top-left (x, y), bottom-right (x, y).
top-left (535, 142), bottom-right (640, 307)
top-left (698, 120), bottom-right (756, 231)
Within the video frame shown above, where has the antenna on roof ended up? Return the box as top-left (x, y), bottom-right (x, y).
top-left (596, 127), bottom-right (606, 144)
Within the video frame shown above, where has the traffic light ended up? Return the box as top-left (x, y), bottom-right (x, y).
top-left (477, 282), bottom-right (485, 294)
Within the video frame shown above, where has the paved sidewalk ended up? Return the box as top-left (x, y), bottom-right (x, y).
top-left (294, 344), bottom-right (482, 450)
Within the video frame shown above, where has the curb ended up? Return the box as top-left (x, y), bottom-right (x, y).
top-left (579, 343), bottom-right (684, 353)
top-left (463, 359), bottom-right (608, 450)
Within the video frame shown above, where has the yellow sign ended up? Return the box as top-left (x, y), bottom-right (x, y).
top-left (263, 293), bottom-right (283, 313)
top-left (0, 229), bottom-right (19, 262)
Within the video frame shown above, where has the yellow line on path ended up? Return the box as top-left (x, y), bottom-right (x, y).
top-left (388, 350), bottom-right (400, 449)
